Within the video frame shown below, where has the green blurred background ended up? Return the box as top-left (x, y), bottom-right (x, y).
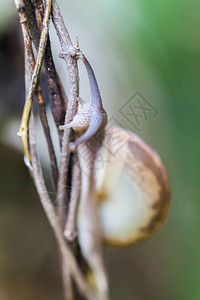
top-left (0, 0), bottom-right (200, 299)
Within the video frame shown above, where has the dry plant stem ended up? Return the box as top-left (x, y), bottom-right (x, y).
top-left (61, 259), bottom-right (75, 300)
top-left (29, 0), bottom-right (68, 137)
top-left (30, 1), bottom-right (76, 296)
top-left (28, 113), bottom-right (97, 300)
top-left (17, 0), bottom-right (52, 164)
top-left (14, 0), bottom-right (33, 90)
top-left (35, 86), bottom-right (59, 184)
top-left (78, 142), bottom-right (109, 300)
top-left (64, 156), bottom-right (81, 241)
top-left (32, 0), bottom-right (43, 27)
top-left (52, 1), bottom-right (79, 221)
top-left (15, 1), bottom-right (71, 297)
top-left (34, 2), bottom-right (79, 297)
top-left (15, 0), bottom-right (58, 184)
top-left (51, 4), bottom-right (82, 297)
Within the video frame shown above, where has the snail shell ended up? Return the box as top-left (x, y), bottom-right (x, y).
top-left (94, 125), bottom-right (170, 246)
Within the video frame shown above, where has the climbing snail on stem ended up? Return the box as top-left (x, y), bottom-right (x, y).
top-left (59, 52), bottom-right (170, 246)
top-left (59, 50), bottom-right (170, 297)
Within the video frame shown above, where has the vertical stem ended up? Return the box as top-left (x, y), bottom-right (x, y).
top-left (64, 157), bottom-right (81, 241)
top-left (15, 0), bottom-right (58, 185)
top-left (52, 1), bottom-right (79, 223)
top-left (51, 3), bottom-right (82, 298)
top-left (28, 113), bottom-right (96, 300)
top-left (17, 0), bottom-right (52, 163)
top-left (25, 0), bottom-right (68, 137)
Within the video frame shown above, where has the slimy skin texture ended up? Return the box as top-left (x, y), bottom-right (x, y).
top-left (59, 55), bottom-right (107, 151)
top-left (95, 125), bottom-right (170, 246)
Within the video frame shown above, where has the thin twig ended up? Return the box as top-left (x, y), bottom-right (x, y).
top-left (24, 0), bottom-right (68, 141)
top-left (17, 0), bottom-right (52, 164)
top-left (36, 86), bottom-right (59, 184)
top-left (77, 142), bottom-right (109, 300)
top-left (15, 0), bottom-right (58, 184)
top-left (51, 5), bottom-right (87, 298)
top-left (32, 0), bottom-right (43, 29)
top-left (26, 1), bottom-right (77, 295)
top-left (51, 5), bottom-right (82, 297)
top-left (61, 260), bottom-right (75, 300)
top-left (64, 156), bottom-right (81, 241)
top-left (28, 113), bottom-right (97, 300)
top-left (51, 0), bottom-right (80, 223)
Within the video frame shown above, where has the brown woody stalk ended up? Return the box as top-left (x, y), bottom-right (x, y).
top-left (64, 156), bottom-right (81, 241)
top-left (15, 0), bottom-right (58, 184)
top-left (51, 3), bottom-right (83, 297)
top-left (24, 0), bottom-right (67, 142)
top-left (15, 0), bottom-right (101, 299)
top-left (21, 1), bottom-right (76, 297)
top-left (28, 113), bottom-right (96, 300)
top-left (51, 1), bottom-right (81, 225)
top-left (24, 1), bottom-right (81, 297)
top-left (17, 0), bottom-right (52, 165)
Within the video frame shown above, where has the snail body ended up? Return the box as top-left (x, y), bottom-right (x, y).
top-left (60, 101), bottom-right (92, 132)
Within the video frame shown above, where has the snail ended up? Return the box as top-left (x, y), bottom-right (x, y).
top-left (59, 53), bottom-right (170, 298)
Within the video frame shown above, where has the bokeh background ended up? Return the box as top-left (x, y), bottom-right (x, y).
top-left (0, 0), bottom-right (200, 299)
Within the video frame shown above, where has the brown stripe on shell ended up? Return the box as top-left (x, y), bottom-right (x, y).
top-left (127, 132), bottom-right (170, 237)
